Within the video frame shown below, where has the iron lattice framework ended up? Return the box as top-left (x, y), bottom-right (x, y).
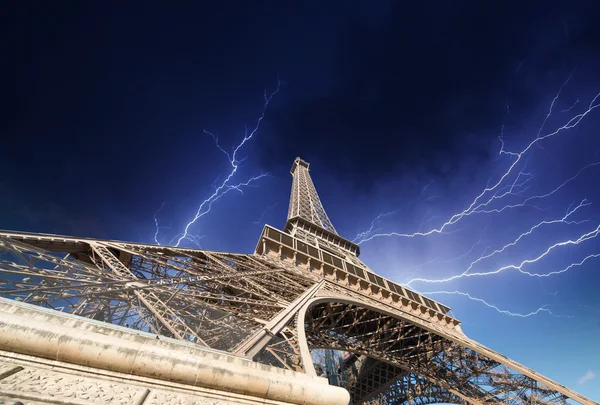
top-left (0, 157), bottom-right (596, 405)
top-left (288, 158), bottom-right (338, 234)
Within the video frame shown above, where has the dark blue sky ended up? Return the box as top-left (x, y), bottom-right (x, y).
top-left (4, 1), bottom-right (600, 400)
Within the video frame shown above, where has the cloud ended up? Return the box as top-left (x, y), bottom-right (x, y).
top-left (578, 370), bottom-right (596, 385)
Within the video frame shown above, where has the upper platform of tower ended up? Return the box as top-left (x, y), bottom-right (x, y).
top-left (285, 157), bottom-right (361, 258)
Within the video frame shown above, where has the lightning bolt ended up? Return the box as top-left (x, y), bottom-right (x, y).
top-left (166, 233), bottom-right (205, 248)
top-left (419, 291), bottom-right (571, 318)
top-left (353, 181), bottom-right (438, 242)
top-left (352, 79), bottom-right (600, 322)
top-left (407, 222), bottom-right (600, 284)
top-left (460, 199), bottom-right (591, 275)
top-left (353, 209), bottom-right (402, 242)
top-left (535, 73), bottom-right (574, 142)
top-left (469, 160), bottom-right (600, 216)
top-left (355, 88), bottom-right (600, 244)
top-left (180, 234), bottom-right (205, 248)
top-left (158, 81), bottom-right (280, 248)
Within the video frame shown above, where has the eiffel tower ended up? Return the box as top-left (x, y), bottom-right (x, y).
top-left (0, 157), bottom-right (596, 405)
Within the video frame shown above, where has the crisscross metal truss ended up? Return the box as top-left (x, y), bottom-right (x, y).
top-left (288, 158), bottom-right (338, 234)
top-left (305, 300), bottom-right (577, 405)
top-left (0, 233), bottom-right (595, 405)
top-left (0, 235), bottom-right (314, 351)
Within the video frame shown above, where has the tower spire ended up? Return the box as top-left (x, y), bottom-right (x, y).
top-left (284, 157), bottom-right (360, 258)
top-left (287, 157), bottom-right (337, 234)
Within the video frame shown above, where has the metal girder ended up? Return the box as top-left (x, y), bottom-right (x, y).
top-left (233, 280), bottom-right (323, 358)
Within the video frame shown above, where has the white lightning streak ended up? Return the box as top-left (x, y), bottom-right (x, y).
top-left (352, 170), bottom-right (540, 245)
top-left (183, 234), bottom-right (205, 248)
top-left (172, 81), bottom-right (280, 247)
top-left (353, 209), bottom-right (401, 242)
top-left (535, 73), bottom-right (573, 141)
top-left (470, 160), bottom-right (600, 216)
top-left (408, 222), bottom-right (600, 284)
top-left (356, 89), bottom-right (600, 244)
top-left (421, 291), bottom-right (570, 318)
top-left (168, 233), bottom-right (206, 248)
top-left (354, 181), bottom-right (438, 242)
top-left (461, 199), bottom-right (590, 274)
top-left (520, 252), bottom-right (600, 278)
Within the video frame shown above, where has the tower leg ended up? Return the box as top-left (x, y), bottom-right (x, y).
top-left (233, 281), bottom-right (323, 358)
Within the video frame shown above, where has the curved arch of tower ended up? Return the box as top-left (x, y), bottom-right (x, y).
top-left (0, 157), bottom-right (596, 405)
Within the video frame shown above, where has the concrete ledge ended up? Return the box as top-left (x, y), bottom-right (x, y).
top-left (0, 298), bottom-right (349, 405)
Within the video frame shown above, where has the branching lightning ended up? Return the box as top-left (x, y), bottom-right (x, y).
top-left (353, 209), bottom-right (402, 242)
top-left (354, 79), bottom-right (600, 320)
top-left (462, 199), bottom-right (591, 272)
top-left (353, 180), bottom-right (438, 242)
top-left (175, 234), bottom-right (205, 248)
top-left (154, 81), bottom-right (280, 248)
top-left (469, 160), bottom-right (600, 216)
top-left (356, 90), bottom-right (600, 244)
top-left (403, 199), bottom-right (597, 286)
